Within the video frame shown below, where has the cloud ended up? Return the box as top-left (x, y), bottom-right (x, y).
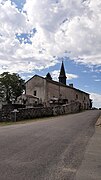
top-left (66, 73), bottom-right (78, 80)
top-left (0, 0), bottom-right (33, 73)
top-left (94, 79), bottom-right (101, 82)
top-left (23, 0), bottom-right (101, 66)
top-left (90, 92), bottom-right (101, 108)
top-left (84, 85), bottom-right (89, 88)
top-left (0, 0), bottom-right (101, 74)
top-left (51, 70), bottom-right (78, 81)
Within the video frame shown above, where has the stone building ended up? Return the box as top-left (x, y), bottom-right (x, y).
top-left (25, 62), bottom-right (91, 109)
top-left (17, 94), bottom-right (39, 107)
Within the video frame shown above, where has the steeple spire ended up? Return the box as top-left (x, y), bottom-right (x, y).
top-left (59, 61), bottom-right (66, 85)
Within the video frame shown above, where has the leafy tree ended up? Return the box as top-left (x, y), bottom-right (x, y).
top-left (0, 72), bottom-right (25, 103)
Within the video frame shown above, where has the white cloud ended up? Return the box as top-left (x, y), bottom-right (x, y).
top-left (23, 0), bottom-right (101, 66)
top-left (66, 73), bottom-right (78, 80)
top-left (0, 0), bottom-right (101, 74)
top-left (51, 70), bottom-right (78, 81)
top-left (0, 0), bottom-right (33, 73)
top-left (90, 93), bottom-right (101, 108)
top-left (94, 79), bottom-right (101, 82)
top-left (84, 85), bottom-right (89, 88)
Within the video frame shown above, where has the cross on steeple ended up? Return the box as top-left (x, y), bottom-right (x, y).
top-left (59, 61), bottom-right (66, 85)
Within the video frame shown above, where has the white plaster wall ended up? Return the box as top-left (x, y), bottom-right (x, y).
top-left (46, 81), bottom-right (90, 108)
top-left (26, 76), bottom-right (46, 103)
top-left (26, 76), bottom-right (90, 109)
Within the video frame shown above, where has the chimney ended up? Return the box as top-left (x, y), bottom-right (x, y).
top-left (69, 83), bottom-right (73, 88)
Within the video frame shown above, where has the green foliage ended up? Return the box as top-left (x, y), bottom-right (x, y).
top-left (0, 72), bottom-right (25, 103)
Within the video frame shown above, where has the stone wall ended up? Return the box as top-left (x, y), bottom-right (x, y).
top-left (47, 80), bottom-right (90, 109)
top-left (53, 101), bottom-right (81, 116)
top-left (0, 102), bottom-right (81, 122)
top-left (0, 104), bottom-right (25, 122)
top-left (11, 107), bottom-right (53, 121)
top-left (25, 75), bottom-right (90, 109)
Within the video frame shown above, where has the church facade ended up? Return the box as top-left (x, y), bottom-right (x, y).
top-left (25, 62), bottom-right (91, 109)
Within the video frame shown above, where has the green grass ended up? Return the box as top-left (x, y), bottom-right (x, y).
top-left (0, 119), bottom-right (38, 126)
top-left (0, 121), bottom-right (15, 126)
top-left (0, 116), bottom-right (54, 126)
top-left (0, 111), bottom-right (82, 127)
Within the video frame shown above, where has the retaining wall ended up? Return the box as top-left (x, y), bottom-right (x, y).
top-left (0, 102), bottom-right (81, 122)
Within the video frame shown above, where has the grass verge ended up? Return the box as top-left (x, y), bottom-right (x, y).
top-left (0, 116), bottom-right (54, 126)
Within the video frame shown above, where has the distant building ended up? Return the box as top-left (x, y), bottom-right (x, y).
top-left (25, 62), bottom-right (91, 109)
top-left (17, 94), bottom-right (39, 107)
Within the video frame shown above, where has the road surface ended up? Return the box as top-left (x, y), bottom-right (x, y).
top-left (0, 110), bottom-right (100, 180)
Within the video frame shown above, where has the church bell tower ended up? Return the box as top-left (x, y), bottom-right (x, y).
top-left (59, 61), bottom-right (66, 85)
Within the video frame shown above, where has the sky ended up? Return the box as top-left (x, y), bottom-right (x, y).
top-left (0, 0), bottom-right (101, 108)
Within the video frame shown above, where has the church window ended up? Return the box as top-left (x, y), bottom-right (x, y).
top-left (34, 90), bottom-right (37, 96)
top-left (76, 94), bottom-right (78, 99)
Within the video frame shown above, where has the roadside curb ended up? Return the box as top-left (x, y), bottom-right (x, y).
top-left (96, 116), bottom-right (101, 127)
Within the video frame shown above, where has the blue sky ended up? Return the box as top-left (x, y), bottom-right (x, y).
top-left (0, 0), bottom-right (101, 107)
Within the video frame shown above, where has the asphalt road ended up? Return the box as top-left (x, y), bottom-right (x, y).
top-left (0, 110), bottom-right (100, 180)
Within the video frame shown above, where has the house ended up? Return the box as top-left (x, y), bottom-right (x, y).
top-left (17, 94), bottom-right (40, 107)
top-left (25, 62), bottom-right (91, 109)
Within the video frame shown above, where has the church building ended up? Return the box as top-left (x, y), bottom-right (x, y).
top-left (25, 62), bottom-right (91, 109)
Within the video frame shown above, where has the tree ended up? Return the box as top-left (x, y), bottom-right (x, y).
top-left (0, 72), bottom-right (25, 103)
